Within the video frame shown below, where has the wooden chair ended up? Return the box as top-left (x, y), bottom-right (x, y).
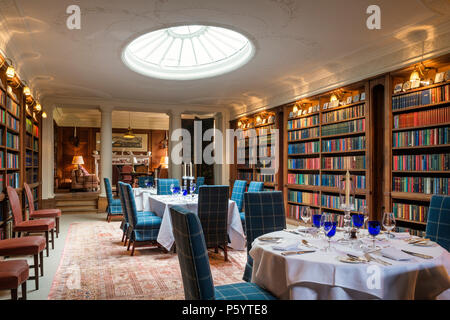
top-left (7, 187), bottom-right (55, 257)
top-left (0, 260), bottom-right (29, 300)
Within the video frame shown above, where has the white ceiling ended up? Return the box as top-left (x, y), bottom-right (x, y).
top-left (1, 0), bottom-right (450, 120)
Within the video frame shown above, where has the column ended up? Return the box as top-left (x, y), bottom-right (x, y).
top-left (41, 105), bottom-right (55, 200)
top-left (213, 112), bottom-right (223, 185)
top-left (100, 106), bottom-right (113, 197)
top-left (167, 110), bottom-right (182, 181)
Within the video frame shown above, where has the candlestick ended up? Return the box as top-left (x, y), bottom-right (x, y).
top-left (190, 162), bottom-right (193, 176)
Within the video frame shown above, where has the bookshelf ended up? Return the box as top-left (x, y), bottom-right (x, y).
top-left (230, 107), bottom-right (283, 191)
top-left (389, 59), bottom-right (450, 237)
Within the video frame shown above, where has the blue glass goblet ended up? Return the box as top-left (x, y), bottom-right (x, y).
top-left (352, 214), bottom-right (364, 237)
top-left (312, 214), bottom-right (322, 238)
top-left (323, 221), bottom-right (337, 252)
top-left (368, 221), bottom-right (381, 249)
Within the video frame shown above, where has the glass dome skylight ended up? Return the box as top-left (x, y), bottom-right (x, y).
top-left (122, 25), bottom-right (254, 80)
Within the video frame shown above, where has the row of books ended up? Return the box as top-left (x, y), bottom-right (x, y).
top-left (33, 139), bottom-right (39, 151)
top-left (392, 176), bottom-right (449, 194)
top-left (6, 99), bottom-right (20, 117)
top-left (6, 172), bottom-right (20, 188)
top-left (322, 104), bottom-right (365, 124)
top-left (237, 171), bottom-right (254, 181)
top-left (393, 106), bottom-right (450, 129)
top-left (392, 153), bottom-right (450, 171)
top-left (33, 154), bottom-right (39, 167)
top-left (287, 204), bottom-right (319, 220)
top-left (6, 153), bottom-right (19, 169)
top-left (395, 227), bottom-right (425, 237)
top-left (33, 124), bottom-right (39, 137)
top-left (321, 194), bottom-right (366, 212)
top-left (287, 127), bottom-right (320, 141)
top-left (258, 146), bottom-right (274, 157)
top-left (287, 173), bottom-right (320, 186)
top-left (287, 157), bottom-right (320, 170)
top-left (6, 132), bottom-right (19, 149)
top-left (289, 190), bottom-right (320, 206)
top-left (321, 119), bottom-right (365, 137)
top-left (393, 126), bottom-right (449, 148)
top-left (288, 141), bottom-right (320, 155)
top-left (322, 155), bottom-right (366, 170)
top-left (257, 125), bottom-right (276, 136)
top-left (321, 213), bottom-right (345, 228)
top-left (6, 114), bottom-right (19, 131)
top-left (26, 118), bottom-right (33, 134)
top-left (393, 202), bottom-right (429, 223)
top-left (254, 173), bottom-right (275, 183)
top-left (287, 115), bottom-right (319, 130)
top-left (0, 88), bottom-right (5, 106)
top-left (0, 151), bottom-right (3, 168)
top-left (0, 109), bottom-right (5, 124)
top-left (392, 84), bottom-right (449, 110)
top-left (322, 136), bottom-right (366, 152)
top-left (321, 174), bottom-right (366, 190)
top-left (0, 128), bottom-right (2, 145)
top-left (26, 150), bottom-right (33, 167)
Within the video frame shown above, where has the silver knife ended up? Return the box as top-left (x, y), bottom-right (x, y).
top-left (281, 250), bottom-right (315, 256)
top-left (401, 249), bottom-right (433, 259)
top-left (364, 253), bottom-right (391, 266)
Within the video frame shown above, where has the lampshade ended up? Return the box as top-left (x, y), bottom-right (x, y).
top-left (34, 102), bottom-right (42, 112)
top-left (330, 94), bottom-right (338, 102)
top-left (72, 156), bottom-right (85, 165)
top-left (42, 111), bottom-right (47, 118)
top-left (293, 105), bottom-right (298, 113)
top-left (160, 156), bottom-right (168, 168)
top-left (6, 65), bottom-right (15, 79)
top-left (123, 127), bottom-right (135, 139)
top-left (410, 69), bottom-right (420, 81)
top-left (23, 86), bottom-right (31, 96)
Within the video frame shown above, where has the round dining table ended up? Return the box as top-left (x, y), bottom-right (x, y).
top-left (249, 228), bottom-right (450, 300)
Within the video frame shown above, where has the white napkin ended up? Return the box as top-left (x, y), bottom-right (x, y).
top-left (272, 241), bottom-right (300, 251)
top-left (333, 243), bottom-right (365, 258)
top-left (380, 247), bottom-right (412, 261)
top-left (390, 232), bottom-right (411, 240)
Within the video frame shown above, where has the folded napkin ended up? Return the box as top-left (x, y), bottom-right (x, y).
top-left (333, 244), bottom-right (364, 258)
top-left (272, 241), bottom-right (300, 251)
top-left (380, 247), bottom-right (411, 261)
top-left (390, 232), bottom-right (411, 240)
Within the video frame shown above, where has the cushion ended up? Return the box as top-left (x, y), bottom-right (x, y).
top-left (231, 180), bottom-right (247, 212)
top-left (31, 208), bottom-right (61, 218)
top-left (215, 283), bottom-right (277, 300)
top-left (0, 236), bottom-right (46, 256)
top-left (135, 215), bottom-right (162, 229)
top-left (0, 260), bottom-right (29, 289)
top-left (14, 219), bottom-right (55, 232)
top-left (111, 199), bottom-right (121, 206)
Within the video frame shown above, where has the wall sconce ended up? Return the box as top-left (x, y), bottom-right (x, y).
top-left (6, 64), bottom-right (15, 80)
top-left (256, 115), bottom-right (262, 123)
top-left (237, 120), bottom-right (242, 127)
top-left (34, 102), bottom-right (42, 112)
top-left (42, 111), bottom-right (47, 118)
top-left (23, 83), bottom-right (31, 97)
top-left (293, 104), bottom-right (298, 113)
top-left (330, 94), bottom-right (338, 102)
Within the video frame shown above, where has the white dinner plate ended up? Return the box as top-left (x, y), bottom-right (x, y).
top-left (337, 256), bottom-right (366, 264)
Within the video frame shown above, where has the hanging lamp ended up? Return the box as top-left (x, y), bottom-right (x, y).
top-left (123, 112), bottom-right (135, 139)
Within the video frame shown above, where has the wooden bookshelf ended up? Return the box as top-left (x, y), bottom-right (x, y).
top-left (389, 57), bottom-right (450, 236)
top-left (230, 106), bottom-right (284, 192)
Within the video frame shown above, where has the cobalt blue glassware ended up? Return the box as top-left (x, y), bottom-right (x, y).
top-left (352, 214), bottom-right (364, 229)
top-left (312, 214), bottom-right (322, 228)
top-left (368, 221), bottom-right (381, 236)
top-left (324, 221), bottom-right (337, 238)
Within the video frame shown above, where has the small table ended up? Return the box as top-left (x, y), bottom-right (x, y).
top-left (249, 229), bottom-right (450, 300)
top-left (147, 195), bottom-right (245, 251)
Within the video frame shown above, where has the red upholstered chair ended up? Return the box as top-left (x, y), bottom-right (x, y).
top-left (0, 236), bottom-right (45, 290)
top-left (7, 186), bottom-right (55, 257)
top-left (24, 183), bottom-right (62, 238)
top-left (119, 165), bottom-right (134, 184)
top-left (0, 260), bottom-right (29, 300)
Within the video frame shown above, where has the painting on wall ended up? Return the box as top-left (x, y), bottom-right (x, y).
top-left (96, 133), bottom-right (148, 152)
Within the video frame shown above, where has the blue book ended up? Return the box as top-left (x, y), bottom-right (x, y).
top-left (421, 89), bottom-right (431, 105)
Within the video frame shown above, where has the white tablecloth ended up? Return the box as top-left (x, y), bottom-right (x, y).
top-left (147, 195), bottom-right (245, 251)
top-left (249, 230), bottom-right (450, 300)
top-left (133, 188), bottom-right (157, 212)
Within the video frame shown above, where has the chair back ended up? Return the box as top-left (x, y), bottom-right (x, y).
top-left (248, 181), bottom-right (264, 193)
top-left (170, 205), bottom-right (215, 300)
top-left (242, 191), bottom-right (286, 282)
top-left (121, 165), bottom-right (133, 174)
top-left (426, 195), bottom-right (450, 250)
top-left (121, 182), bottom-right (139, 228)
top-left (23, 183), bottom-right (36, 216)
top-left (138, 176), bottom-right (154, 188)
top-left (103, 178), bottom-right (114, 204)
top-left (117, 182), bottom-right (129, 224)
top-left (6, 186), bottom-right (24, 225)
top-left (195, 177), bottom-right (205, 194)
top-left (197, 185), bottom-right (229, 248)
top-left (231, 180), bottom-right (247, 212)
top-left (157, 179), bottom-right (180, 195)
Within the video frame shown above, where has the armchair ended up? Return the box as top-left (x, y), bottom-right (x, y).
top-left (71, 166), bottom-right (99, 191)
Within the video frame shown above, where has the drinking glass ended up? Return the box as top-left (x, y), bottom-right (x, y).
top-left (352, 213), bottom-right (364, 237)
top-left (320, 213), bottom-right (327, 238)
top-left (312, 214), bottom-right (322, 238)
top-left (182, 186), bottom-right (188, 197)
top-left (300, 207), bottom-right (311, 225)
top-left (170, 184), bottom-right (175, 197)
top-left (368, 221), bottom-right (381, 249)
top-left (190, 183), bottom-right (196, 200)
top-left (360, 205), bottom-right (369, 227)
top-left (382, 212), bottom-right (396, 240)
top-left (323, 216), bottom-right (337, 252)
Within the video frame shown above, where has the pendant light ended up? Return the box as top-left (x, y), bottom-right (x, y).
top-left (123, 112), bottom-right (135, 139)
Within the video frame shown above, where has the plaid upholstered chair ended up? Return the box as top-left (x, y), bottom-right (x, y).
top-left (197, 185), bottom-right (229, 261)
top-left (104, 178), bottom-right (123, 222)
top-left (138, 176), bottom-right (154, 188)
top-left (240, 182), bottom-right (265, 226)
top-left (170, 205), bottom-right (277, 300)
top-left (242, 192), bottom-right (286, 282)
top-left (231, 180), bottom-right (247, 213)
top-left (194, 177), bottom-right (205, 194)
top-left (425, 195), bottom-right (450, 251)
top-left (121, 182), bottom-right (162, 256)
top-left (157, 179), bottom-right (180, 195)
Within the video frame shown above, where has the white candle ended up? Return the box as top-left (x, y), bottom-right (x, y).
top-left (345, 169), bottom-right (350, 206)
top-left (190, 162), bottom-right (193, 176)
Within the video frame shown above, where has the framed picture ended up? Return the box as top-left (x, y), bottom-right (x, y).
top-left (402, 81), bottom-right (411, 91)
top-left (444, 70), bottom-right (450, 81)
top-left (96, 133), bottom-right (148, 152)
top-left (353, 94), bottom-right (360, 103)
top-left (323, 102), bottom-right (329, 110)
top-left (410, 79), bottom-right (420, 89)
top-left (346, 96), bottom-right (353, 104)
top-left (308, 107), bottom-right (313, 114)
top-left (330, 100), bottom-right (339, 108)
top-left (394, 83), bottom-right (403, 94)
top-left (360, 92), bottom-right (366, 101)
top-left (435, 72), bottom-right (444, 83)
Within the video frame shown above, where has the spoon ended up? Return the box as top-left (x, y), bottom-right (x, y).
top-left (302, 239), bottom-right (318, 248)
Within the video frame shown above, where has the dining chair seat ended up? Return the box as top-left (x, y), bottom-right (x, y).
top-left (30, 208), bottom-right (61, 218)
top-left (13, 219), bottom-right (55, 232)
top-left (0, 260), bottom-right (29, 300)
top-left (215, 283), bottom-right (276, 300)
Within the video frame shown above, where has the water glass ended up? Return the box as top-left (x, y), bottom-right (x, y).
top-left (352, 213), bottom-right (364, 237)
top-left (368, 221), bottom-right (381, 249)
top-left (300, 207), bottom-right (311, 225)
top-left (312, 214), bottom-right (321, 238)
top-left (323, 217), bottom-right (337, 252)
top-left (382, 211), bottom-right (396, 240)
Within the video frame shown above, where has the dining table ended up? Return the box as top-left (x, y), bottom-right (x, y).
top-left (133, 187), bottom-right (157, 212)
top-left (143, 194), bottom-right (246, 251)
top-left (249, 227), bottom-right (450, 300)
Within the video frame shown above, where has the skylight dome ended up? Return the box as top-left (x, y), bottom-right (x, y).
top-left (122, 25), bottom-right (254, 80)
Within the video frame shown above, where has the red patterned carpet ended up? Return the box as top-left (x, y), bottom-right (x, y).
top-left (48, 221), bottom-right (247, 300)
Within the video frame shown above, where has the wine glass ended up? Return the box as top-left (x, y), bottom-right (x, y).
top-left (312, 214), bottom-right (322, 238)
top-left (170, 184), bottom-right (175, 197)
top-left (368, 221), bottom-right (381, 249)
top-left (190, 183), bottom-right (196, 200)
top-left (352, 213), bottom-right (365, 237)
top-left (323, 215), bottom-right (337, 252)
top-left (300, 207), bottom-right (311, 225)
top-left (182, 186), bottom-right (188, 197)
top-left (382, 212), bottom-right (396, 240)
top-left (320, 213), bottom-right (328, 238)
top-left (360, 205), bottom-right (369, 228)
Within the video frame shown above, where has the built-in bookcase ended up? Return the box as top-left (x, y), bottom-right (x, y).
top-left (284, 82), bottom-right (369, 227)
top-left (389, 59), bottom-right (450, 237)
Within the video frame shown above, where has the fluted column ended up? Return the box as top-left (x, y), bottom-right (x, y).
top-left (167, 110), bottom-right (183, 181)
top-left (213, 112), bottom-right (223, 185)
top-left (41, 105), bottom-right (55, 200)
top-left (100, 106), bottom-right (113, 197)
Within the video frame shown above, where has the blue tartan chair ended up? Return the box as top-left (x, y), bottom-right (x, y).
top-left (426, 195), bottom-right (450, 251)
top-left (138, 176), bottom-right (154, 188)
top-left (197, 185), bottom-right (229, 261)
top-left (157, 179), bottom-right (180, 195)
top-left (231, 180), bottom-right (247, 213)
top-left (240, 182), bottom-right (265, 226)
top-left (242, 192), bottom-right (286, 282)
top-left (195, 177), bottom-right (205, 194)
top-left (169, 205), bottom-right (277, 300)
top-left (104, 178), bottom-right (123, 222)
top-left (120, 182), bottom-right (162, 256)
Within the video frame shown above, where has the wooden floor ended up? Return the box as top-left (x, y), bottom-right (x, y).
top-left (54, 191), bottom-right (100, 214)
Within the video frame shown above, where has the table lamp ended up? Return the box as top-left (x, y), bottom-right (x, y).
top-left (160, 156), bottom-right (168, 169)
top-left (72, 155), bottom-right (85, 169)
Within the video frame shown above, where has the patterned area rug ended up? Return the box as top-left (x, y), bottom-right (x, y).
top-left (48, 221), bottom-right (247, 300)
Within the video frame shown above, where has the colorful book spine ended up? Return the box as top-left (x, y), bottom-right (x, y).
top-left (321, 194), bottom-right (366, 212)
top-left (393, 153), bottom-right (450, 171)
top-left (392, 176), bottom-right (449, 194)
top-left (322, 104), bottom-right (365, 123)
top-left (287, 115), bottom-right (319, 130)
top-left (6, 173), bottom-right (20, 188)
top-left (322, 156), bottom-right (366, 170)
top-left (6, 132), bottom-right (19, 149)
top-left (288, 204), bottom-right (320, 220)
top-left (288, 157), bottom-right (320, 170)
top-left (393, 202), bottom-right (429, 223)
top-left (0, 109), bottom-right (5, 124)
top-left (6, 153), bottom-right (19, 169)
top-left (26, 118), bottom-right (33, 133)
top-left (255, 172), bottom-right (275, 183)
top-left (288, 141), bottom-right (320, 154)
top-left (287, 174), bottom-right (320, 186)
top-left (322, 136), bottom-right (366, 152)
top-left (321, 119), bottom-right (365, 136)
top-left (392, 84), bottom-right (450, 110)
top-left (393, 106), bottom-right (450, 129)
top-left (321, 174), bottom-right (366, 190)
top-left (393, 126), bottom-right (449, 147)
top-left (33, 124), bottom-right (39, 137)
top-left (6, 114), bottom-right (19, 131)
top-left (288, 127), bottom-right (320, 141)
top-left (395, 227), bottom-right (425, 237)
top-left (0, 151), bottom-right (3, 169)
top-left (289, 190), bottom-right (320, 206)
